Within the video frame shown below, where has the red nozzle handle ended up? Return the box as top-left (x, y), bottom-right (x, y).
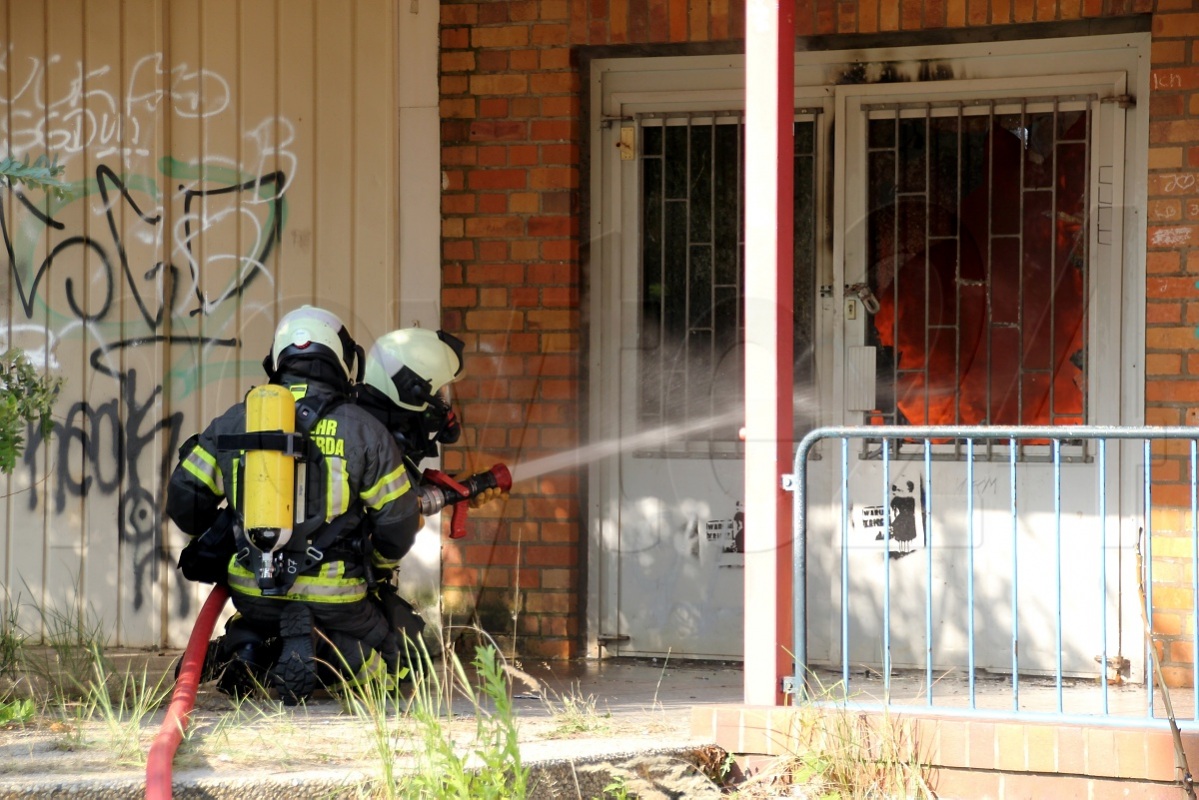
top-left (449, 504), bottom-right (468, 539)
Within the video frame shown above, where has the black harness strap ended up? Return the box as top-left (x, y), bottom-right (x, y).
top-left (291, 393), bottom-right (364, 573)
top-left (295, 510), bottom-right (364, 574)
top-left (216, 431), bottom-right (311, 458)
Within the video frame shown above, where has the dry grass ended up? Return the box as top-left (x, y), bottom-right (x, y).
top-left (732, 698), bottom-right (935, 799)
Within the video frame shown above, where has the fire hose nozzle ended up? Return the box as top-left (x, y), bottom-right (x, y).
top-left (417, 464), bottom-right (513, 538)
top-left (416, 484), bottom-right (446, 516)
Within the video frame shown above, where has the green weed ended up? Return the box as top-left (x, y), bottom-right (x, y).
top-left (0, 596), bottom-right (25, 680)
top-left (402, 642), bottom-right (527, 799)
top-left (197, 684), bottom-right (285, 753)
top-left (333, 638), bottom-right (410, 797)
top-left (0, 594), bottom-right (28, 712)
top-left (339, 630), bottom-right (530, 800)
top-left (0, 590), bottom-right (178, 762)
top-left (600, 774), bottom-right (630, 799)
top-left (0, 696), bottom-right (35, 725)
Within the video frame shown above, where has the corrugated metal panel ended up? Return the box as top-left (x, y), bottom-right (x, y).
top-left (0, 0), bottom-right (401, 647)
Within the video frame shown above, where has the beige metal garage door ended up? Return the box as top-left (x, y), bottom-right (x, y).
top-left (0, 0), bottom-right (407, 647)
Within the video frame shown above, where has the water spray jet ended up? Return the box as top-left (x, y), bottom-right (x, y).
top-left (510, 408), bottom-right (744, 483)
top-left (503, 382), bottom-right (822, 484)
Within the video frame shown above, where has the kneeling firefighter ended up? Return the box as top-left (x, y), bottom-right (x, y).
top-left (167, 306), bottom-right (422, 704)
top-left (357, 326), bottom-right (510, 506)
top-left (354, 326), bottom-right (511, 569)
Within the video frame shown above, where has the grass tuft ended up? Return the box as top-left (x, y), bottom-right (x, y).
top-left (734, 678), bottom-right (935, 800)
top-left (15, 594), bottom-right (112, 705)
top-left (77, 643), bottom-right (172, 765)
top-left (544, 681), bottom-right (611, 737)
top-left (336, 628), bottom-right (531, 800)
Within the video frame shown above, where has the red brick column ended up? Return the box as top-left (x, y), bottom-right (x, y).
top-left (1144, 1), bottom-right (1199, 687)
top-left (439, 0), bottom-right (582, 659)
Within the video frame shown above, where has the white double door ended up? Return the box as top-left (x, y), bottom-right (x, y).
top-left (589, 41), bottom-right (1143, 670)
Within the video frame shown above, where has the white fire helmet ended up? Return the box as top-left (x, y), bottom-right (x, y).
top-left (363, 328), bottom-right (464, 412)
top-left (269, 305), bottom-right (359, 381)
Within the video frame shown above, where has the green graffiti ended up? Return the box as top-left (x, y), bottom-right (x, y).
top-left (3, 159), bottom-right (288, 399)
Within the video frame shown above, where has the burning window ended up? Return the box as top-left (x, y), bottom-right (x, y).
top-left (638, 114), bottom-right (817, 454)
top-left (865, 99), bottom-right (1089, 428)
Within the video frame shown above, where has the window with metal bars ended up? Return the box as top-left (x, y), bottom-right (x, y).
top-left (864, 98), bottom-right (1090, 429)
top-left (637, 113), bottom-right (817, 456)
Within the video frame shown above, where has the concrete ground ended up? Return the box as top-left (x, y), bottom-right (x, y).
top-left (1, 646), bottom-right (1179, 798)
top-left (0, 649), bottom-right (746, 799)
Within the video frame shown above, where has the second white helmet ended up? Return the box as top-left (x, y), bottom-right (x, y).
top-left (363, 328), bottom-right (464, 412)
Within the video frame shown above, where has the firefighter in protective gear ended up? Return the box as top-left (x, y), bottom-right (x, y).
top-left (355, 327), bottom-right (508, 511)
top-left (356, 327), bottom-right (466, 470)
top-left (167, 306), bottom-right (421, 705)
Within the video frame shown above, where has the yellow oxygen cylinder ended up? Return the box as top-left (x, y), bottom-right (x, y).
top-left (243, 384), bottom-right (296, 553)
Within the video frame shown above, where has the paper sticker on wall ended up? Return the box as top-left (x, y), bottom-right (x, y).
top-left (850, 479), bottom-right (925, 559)
top-left (705, 501), bottom-right (744, 568)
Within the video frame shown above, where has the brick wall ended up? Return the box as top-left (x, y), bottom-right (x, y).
top-left (1143, 1), bottom-right (1199, 686)
top-left (438, 0), bottom-right (1199, 665)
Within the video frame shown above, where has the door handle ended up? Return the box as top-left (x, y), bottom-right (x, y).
top-left (846, 282), bottom-right (880, 315)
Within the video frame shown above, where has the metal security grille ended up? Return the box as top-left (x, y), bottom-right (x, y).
top-left (864, 98), bottom-right (1092, 430)
top-left (637, 112), bottom-right (817, 456)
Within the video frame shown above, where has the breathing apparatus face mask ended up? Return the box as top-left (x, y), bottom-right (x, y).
top-left (393, 389), bottom-right (459, 461)
top-left (355, 383), bottom-right (459, 465)
top-left (420, 391), bottom-right (461, 445)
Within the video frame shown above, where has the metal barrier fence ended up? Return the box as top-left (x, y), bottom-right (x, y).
top-left (787, 425), bottom-right (1199, 730)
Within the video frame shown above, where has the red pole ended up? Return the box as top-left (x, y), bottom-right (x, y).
top-left (146, 585), bottom-right (229, 799)
top-left (744, 0), bottom-right (795, 706)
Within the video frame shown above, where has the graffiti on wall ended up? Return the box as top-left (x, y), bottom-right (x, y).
top-left (23, 371), bottom-right (184, 611)
top-left (1, 52), bottom-right (292, 618)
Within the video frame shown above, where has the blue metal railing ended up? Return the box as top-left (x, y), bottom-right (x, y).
top-left (788, 425), bottom-right (1199, 730)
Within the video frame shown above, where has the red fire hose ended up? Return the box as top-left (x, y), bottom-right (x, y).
top-left (146, 585), bottom-right (229, 800)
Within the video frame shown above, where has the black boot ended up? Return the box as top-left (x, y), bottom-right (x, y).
top-left (217, 641), bottom-right (269, 700)
top-left (174, 637), bottom-right (225, 683)
top-left (273, 604), bottom-right (317, 705)
top-left (200, 638), bottom-right (224, 683)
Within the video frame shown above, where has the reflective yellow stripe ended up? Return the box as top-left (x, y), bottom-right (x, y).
top-left (327, 651), bottom-right (397, 695)
top-left (354, 651), bottom-right (389, 685)
top-left (361, 464), bottom-right (411, 510)
top-left (286, 586), bottom-right (366, 603)
top-left (289, 384), bottom-right (308, 401)
top-left (182, 446), bottom-right (223, 496)
top-left (371, 549), bottom-right (399, 570)
top-left (326, 457), bottom-right (350, 520)
top-left (340, 466), bottom-right (350, 515)
top-left (227, 559), bottom-right (366, 603)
